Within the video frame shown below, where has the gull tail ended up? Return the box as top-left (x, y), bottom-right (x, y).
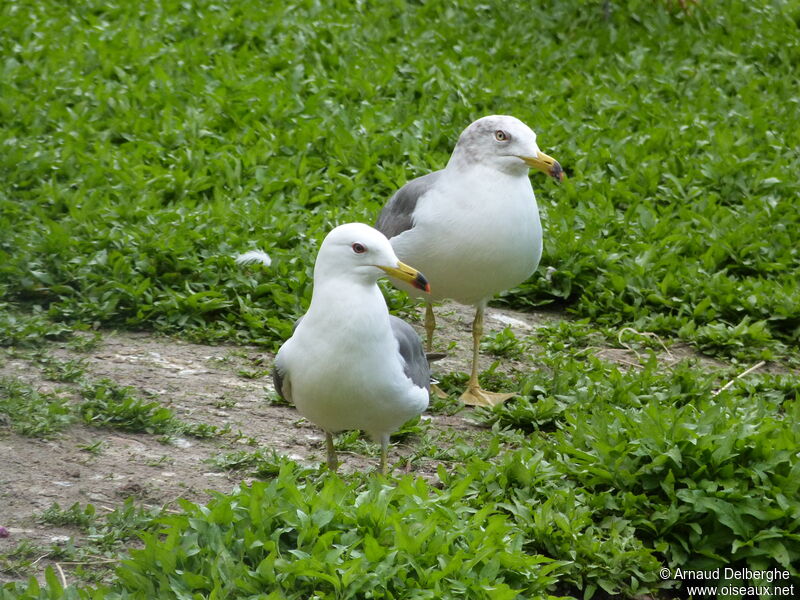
top-left (235, 250), bottom-right (272, 267)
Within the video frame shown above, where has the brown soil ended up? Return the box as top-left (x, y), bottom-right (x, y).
top-left (0, 301), bottom-right (773, 585)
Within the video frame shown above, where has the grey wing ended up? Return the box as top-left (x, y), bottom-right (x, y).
top-left (271, 317), bottom-right (304, 403)
top-left (389, 315), bottom-right (430, 391)
top-left (376, 170), bottom-right (443, 239)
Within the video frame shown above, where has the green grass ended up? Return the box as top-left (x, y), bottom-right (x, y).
top-left (77, 378), bottom-right (182, 434)
top-left (18, 465), bottom-right (570, 600)
top-left (0, 500), bottom-right (165, 587)
top-left (0, 309), bottom-right (74, 348)
top-left (1, 0), bottom-right (798, 358)
top-left (40, 356), bottom-right (89, 383)
top-left (78, 378), bottom-right (226, 438)
top-left (208, 447), bottom-right (286, 479)
top-left (2, 0), bottom-right (800, 598)
top-left (481, 326), bottom-right (528, 359)
top-left (482, 353), bottom-right (800, 568)
top-left (0, 376), bottom-right (224, 439)
top-left (0, 377), bottom-right (74, 437)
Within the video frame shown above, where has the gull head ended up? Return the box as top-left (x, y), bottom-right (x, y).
top-left (450, 115), bottom-right (564, 181)
top-left (316, 223), bottom-right (430, 292)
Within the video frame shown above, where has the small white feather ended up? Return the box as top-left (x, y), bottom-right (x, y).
top-left (235, 250), bottom-right (272, 267)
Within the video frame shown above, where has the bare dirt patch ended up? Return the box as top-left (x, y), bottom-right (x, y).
top-left (1, 301), bottom-right (556, 583)
top-left (0, 301), bottom-right (764, 584)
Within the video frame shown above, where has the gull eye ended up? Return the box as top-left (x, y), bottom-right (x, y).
top-left (351, 242), bottom-right (367, 254)
top-left (494, 129), bottom-right (510, 142)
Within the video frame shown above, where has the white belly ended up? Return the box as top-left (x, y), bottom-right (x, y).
top-left (279, 314), bottom-right (428, 440)
top-left (391, 170), bottom-right (543, 305)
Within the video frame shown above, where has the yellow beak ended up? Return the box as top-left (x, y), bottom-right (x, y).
top-left (521, 151), bottom-right (565, 181)
top-left (378, 261), bottom-right (430, 293)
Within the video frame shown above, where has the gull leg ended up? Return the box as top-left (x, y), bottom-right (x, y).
top-left (425, 303), bottom-right (448, 399)
top-left (459, 305), bottom-right (516, 407)
top-left (379, 434), bottom-right (389, 475)
top-left (325, 432), bottom-right (338, 472)
top-left (424, 302), bottom-right (436, 352)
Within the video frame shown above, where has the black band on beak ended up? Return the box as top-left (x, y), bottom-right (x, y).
top-left (413, 271), bottom-right (431, 293)
top-left (551, 161), bottom-right (565, 182)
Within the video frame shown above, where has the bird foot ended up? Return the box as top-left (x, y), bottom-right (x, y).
top-left (430, 383), bottom-right (448, 399)
top-left (459, 386), bottom-right (516, 407)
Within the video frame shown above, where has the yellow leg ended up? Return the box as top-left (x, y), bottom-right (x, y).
top-left (379, 434), bottom-right (389, 475)
top-left (325, 432), bottom-right (338, 471)
top-left (424, 303), bottom-right (436, 352)
top-left (459, 305), bottom-right (516, 407)
top-left (424, 303), bottom-right (448, 399)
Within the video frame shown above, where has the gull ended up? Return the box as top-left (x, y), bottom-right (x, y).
top-left (376, 115), bottom-right (563, 407)
top-left (271, 223), bottom-right (431, 473)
